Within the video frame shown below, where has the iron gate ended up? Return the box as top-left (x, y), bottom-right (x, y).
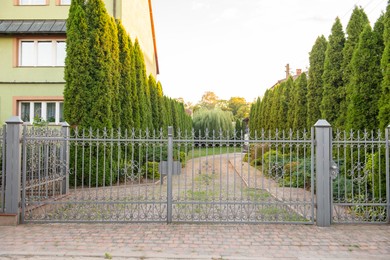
top-left (20, 126), bottom-right (315, 224)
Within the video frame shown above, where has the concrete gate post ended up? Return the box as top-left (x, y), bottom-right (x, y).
top-left (4, 116), bottom-right (23, 222)
top-left (314, 119), bottom-right (332, 227)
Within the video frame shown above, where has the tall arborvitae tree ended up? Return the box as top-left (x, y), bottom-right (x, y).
top-left (261, 89), bottom-right (273, 130)
top-left (347, 20), bottom-right (384, 130)
top-left (85, 0), bottom-right (113, 129)
top-left (170, 98), bottom-right (179, 135)
top-left (269, 84), bottom-right (282, 130)
top-left (338, 7), bottom-right (369, 128)
top-left (129, 38), bottom-right (140, 129)
top-left (108, 17), bottom-right (121, 129)
top-left (163, 96), bottom-right (173, 129)
top-left (279, 77), bottom-right (293, 130)
top-left (275, 81), bottom-right (287, 130)
top-left (292, 73), bottom-right (308, 130)
top-left (379, 1), bottom-right (390, 130)
top-left (133, 39), bottom-right (152, 130)
top-left (321, 17), bottom-right (345, 126)
top-left (116, 19), bottom-right (133, 130)
top-left (64, 0), bottom-right (90, 127)
top-left (287, 77), bottom-right (297, 129)
top-left (156, 81), bottom-right (166, 129)
top-left (249, 97), bottom-right (261, 136)
top-left (307, 35), bottom-right (327, 128)
top-left (235, 119), bottom-right (242, 139)
top-left (148, 75), bottom-right (161, 131)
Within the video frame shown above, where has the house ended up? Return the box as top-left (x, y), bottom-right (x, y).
top-left (0, 0), bottom-right (159, 125)
top-left (270, 64), bottom-right (306, 90)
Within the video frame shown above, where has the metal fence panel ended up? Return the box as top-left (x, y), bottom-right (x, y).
top-left (22, 127), bottom-right (168, 223)
top-left (171, 128), bottom-right (315, 224)
top-left (332, 129), bottom-right (389, 223)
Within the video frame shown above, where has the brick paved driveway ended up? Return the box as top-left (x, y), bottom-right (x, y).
top-left (0, 223), bottom-right (389, 259)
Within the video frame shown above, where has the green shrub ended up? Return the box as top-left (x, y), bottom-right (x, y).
top-left (141, 161), bottom-right (160, 180)
top-left (69, 143), bottom-right (119, 187)
top-left (365, 151), bottom-right (386, 201)
top-left (279, 159), bottom-right (311, 189)
top-left (262, 150), bottom-right (289, 179)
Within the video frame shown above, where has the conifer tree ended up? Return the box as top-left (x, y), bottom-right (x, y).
top-left (269, 84), bottom-right (282, 130)
top-left (306, 35), bottom-right (327, 128)
top-left (321, 17), bottom-right (345, 126)
top-left (287, 77), bottom-right (297, 129)
top-left (255, 97), bottom-right (262, 132)
top-left (379, 1), bottom-right (390, 129)
top-left (277, 78), bottom-right (293, 131)
top-left (261, 90), bottom-right (272, 130)
top-left (249, 97), bottom-right (260, 136)
top-left (133, 39), bottom-right (152, 130)
top-left (235, 119), bottom-right (242, 139)
top-left (148, 75), bottom-right (161, 130)
top-left (347, 22), bottom-right (384, 130)
top-left (292, 73), bottom-right (308, 130)
top-left (129, 38), bottom-right (140, 129)
top-left (116, 19), bottom-right (133, 130)
top-left (64, 0), bottom-right (90, 127)
top-left (85, 0), bottom-right (113, 129)
top-left (338, 7), bottom-right (369, 127)
top-left (108, 17), bottom-right (121, 129)
top-left (156, 82), bottom-right (166, 129)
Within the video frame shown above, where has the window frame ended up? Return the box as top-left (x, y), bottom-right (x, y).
top-left (18, 39), bottom-right (66, 67)
top-left (19, 101), bottom-right (65, 125)
top-left (18, 0), bottom-right (48, 6)
top-left (58, 0), bottom-right (71, 5)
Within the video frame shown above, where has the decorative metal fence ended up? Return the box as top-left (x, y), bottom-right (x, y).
top-left (0, 117), bottom-right (388, 225)
top-left (332, 129), bottom-right (389, 223)
top-left (21, 126), bottom-right (68, 221)
top-left (171, 128), bottom-right (315, 223)
top-left (23, 126), bottom-right (168, 223)
top-left (20, 126), bottom-right (315, 224)
top-left (0, 125), bottom-right (5, 213)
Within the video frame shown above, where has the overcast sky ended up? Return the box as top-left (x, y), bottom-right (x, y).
top-left (151, 0), bottom-right (387, 104)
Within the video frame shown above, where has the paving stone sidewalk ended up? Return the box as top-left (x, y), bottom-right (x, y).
top-left (0, 223), bottom-right (389, 259)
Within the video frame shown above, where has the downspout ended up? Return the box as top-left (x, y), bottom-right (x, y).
top-left (148, 0), bottom-right (159, 75)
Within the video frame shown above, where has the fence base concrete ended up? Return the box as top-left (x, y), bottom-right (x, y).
top-left (0, 213), bottom-right (18, 226)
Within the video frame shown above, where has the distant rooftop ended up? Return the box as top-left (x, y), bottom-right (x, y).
top-left (0, 20), bottom-right (66, 35)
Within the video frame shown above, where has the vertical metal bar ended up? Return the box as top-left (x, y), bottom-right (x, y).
top-left (314, 119), bottom-right (332, 227)
top-left (167, 126), bottom-right (173, 223)
top-left (21, 125), bottom-right (27, 223)
top-left (311, 127), bottom-right (315, 223)
top-left (385, 125), bottom-right (389, 223)
top-left (61, 122), bottom-right (69, 194)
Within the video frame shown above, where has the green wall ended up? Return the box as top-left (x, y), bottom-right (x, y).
top-left (0, 83), bottom-right (64, 124)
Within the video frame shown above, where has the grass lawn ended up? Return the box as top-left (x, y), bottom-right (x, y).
top-left (187, 146), bottom-right (243, 159)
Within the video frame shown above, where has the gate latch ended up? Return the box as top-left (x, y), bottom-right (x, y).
top-left (330, 161), bottom-right (339, 180)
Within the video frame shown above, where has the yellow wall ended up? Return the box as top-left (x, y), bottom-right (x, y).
top-left (1, 0), bottom-right (70, 19)
top-left (1, 0), bottom-right (158, 77)
top-left (119, 0), bottom-right (157, 76)
top-left (0, 37), bottom-right (65, 82)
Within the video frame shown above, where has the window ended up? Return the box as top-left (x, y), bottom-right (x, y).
top-left (60, 0), bottom-right (71, 5)
top-left (19, 40), bottom-right (66, 67)
top-left (19, 0), bottom-right (47, 5)
top-left (19, 101), bottom-right (64, 125)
